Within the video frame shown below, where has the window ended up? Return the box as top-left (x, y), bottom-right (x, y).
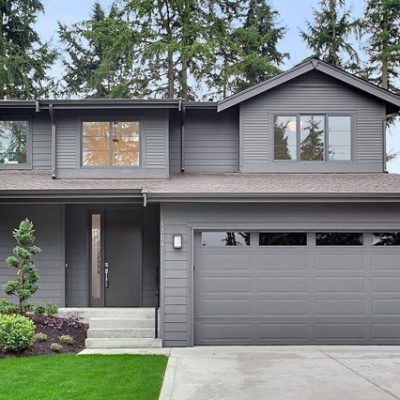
top-left (0, 120), bottom-right (28, 166)
top-left (300, 115), bottom-right (325, 160)
top-left (316, 232), bottom-right (363, 246)
top-left (201, 232), bottom-right (250, 247)
top-left (274, 116), bottom-right (297, 160)
top-left (259, 232), bottom-right (307, 246)
top-left (373, 232), bottom-right (400, 246)
top-left (274, 114), bottom-right (352, 161)
top-left (328, 116), bottom-right (351, 160)
top-left (82, 121), bottom-right (140, 166)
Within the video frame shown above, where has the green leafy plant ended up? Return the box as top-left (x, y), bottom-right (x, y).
top-left (0, 300), bottom-right (19, 315)
top-left (3, 219), bottom-right (41, 314)
top-left (45, 304), bottom-right (59, 316)
top-left (32, 304), bottom-right (46, 316)
top-left (33, 332), bottom-right (47, 342)
top-left (0, 314), bottom-right (35, 352)
top-left (50, 343), bottom-right (62, 352)
top-left (59, 335), bottom-right (74, 345)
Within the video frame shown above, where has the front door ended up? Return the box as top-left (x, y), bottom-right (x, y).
top-left (90, 208), bottom-right (142, 307)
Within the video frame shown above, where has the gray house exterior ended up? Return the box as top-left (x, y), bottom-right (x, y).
top-left (0, 58), bottom-right (400, 346)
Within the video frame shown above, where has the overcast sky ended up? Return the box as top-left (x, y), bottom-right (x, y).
top-left (35, 0), bottom-right (400, 173)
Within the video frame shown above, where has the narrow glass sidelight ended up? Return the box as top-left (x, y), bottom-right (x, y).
top-left (91, 214), bottom-right (102, 300)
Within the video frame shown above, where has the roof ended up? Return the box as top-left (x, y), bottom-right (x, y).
top-left (1, 171), bottom-right (400, 202)
top-left (217, 58), bottom-right (400, 113)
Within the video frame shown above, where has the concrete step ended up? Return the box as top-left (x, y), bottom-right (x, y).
top-left (89, 317), bottom-right (155, 329)
top-left (87, 328), bottom-right (155, 339)
top-left (58, 308), bottom-right (155, 322)
top-left (85, 338), bottom-right (162, 349)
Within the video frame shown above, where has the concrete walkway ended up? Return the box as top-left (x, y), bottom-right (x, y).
top-left (159, 346), bottom-right (400, 400)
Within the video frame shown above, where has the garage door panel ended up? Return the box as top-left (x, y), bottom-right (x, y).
top-left (253, 254), bottom-right (308, 269)
top-left (372, 323), bottom-right (400, 339)
top-left (257, 299), bottom-right (308, 315)
top-left (201, 277), bottom-right (251, 293)
top-left (314, 277), bottom-right (365, 292)
top-left (372, 254), bottom-right (400, 269)
top-left (372, 299), bottom-right (400, 315)
top-left (258, 277), bottom-right (308, 293)
top-left (258, 323), bottom-right (309, 340)
top-left (201, 299), bottom-right (251, 316)
top-left (372, 277), bottom-right (400, 292)
top-left (201, 254), bottom-right (250, 270)
top-left (197, 322), bottom-right (252, 342)
top-left (314, 299), bottom-right (365, 315)
top-left (314, 254), bottom-right (364, 269)
top-left (315, 324), bottom-right (366, 340)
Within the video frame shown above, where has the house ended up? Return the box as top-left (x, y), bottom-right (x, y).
top-left (0, 58), bottom-right (400, 347)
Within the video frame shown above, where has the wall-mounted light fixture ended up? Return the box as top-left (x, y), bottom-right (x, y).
top-left (173, 234), bottom-right (183, 249)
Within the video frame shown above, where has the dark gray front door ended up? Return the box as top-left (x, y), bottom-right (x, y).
top-left (90, 208), bottom-right (142, 307)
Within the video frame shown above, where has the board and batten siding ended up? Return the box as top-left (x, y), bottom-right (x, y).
top-left (160, 202), bottom-right (400, 347)
top-left (0, 205), bottom-right (65, 306)
top-left (56, 109), bottom-right (169, 178)
top-left (170, 108), bottom-right (239, 173)
top-left (32, 113), bottom-right (52, 170)
top-left (240, 70), bottom-right (386, 173)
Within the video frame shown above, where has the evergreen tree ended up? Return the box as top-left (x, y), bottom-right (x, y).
top-left (362, 0), bottom-right (400, 92)
top-left (300, 116), bottom-right (325, 161)
top-left (0, 0), bottom-right (56, 99)
top-left (301, 0), bottom-right (360, 68)
top-left (4, 219), bottom-right (41, 314)
top-left (59, 1), bottom-right (140, 98)
top-left (232, 0), bottom-right (288, 92)
top-left (274, 120), bottom-right (292, 160)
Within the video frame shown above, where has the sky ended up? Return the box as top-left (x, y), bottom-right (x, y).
top-left (35, 0), bottom-right (399, 173)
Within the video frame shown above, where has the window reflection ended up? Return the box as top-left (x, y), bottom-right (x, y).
top-left (0, 121), bottom-right (28, 165)
top-left (373, 232), bottom-right (400, 246)
top-left (274, 116), bottom-right (297, 160)
top-left (202, 232), bottom-right (251, 247)
top-left (316, 232), bottom-right (363, 246)
top-left (328, 116), bottom-right (351, 160)
top-left (300, 115), bottom-right (325, 161)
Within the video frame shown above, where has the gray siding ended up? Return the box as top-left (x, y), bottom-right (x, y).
top-left (170, 108), bottom-right (239, 173)
top-left (160, 202), bottom-right (400, 347)
top-left (0, 204), bottom-right (65, 306)
top-left (240, 70), bottom-right (386, 173)
top-left (32, 114), bottom-right (52, 170)
top-left (56, 109), bottom-right (169, 178)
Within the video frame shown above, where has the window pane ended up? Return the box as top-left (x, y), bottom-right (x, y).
top-left (328, 116), bottom-right (351, 160)
top-left (316, 232), bottom-right (363, 246)
top-left (91, 214), bottom-right (102, 300)
top-left (274, 116), bottom-right (297, 160)
top-left (373, 232), bottom-right (400, 246)
top-left (0, 121), bottom-right (28, 165)
top-left (202, 232), bottom-right (250, 247)
top-left (259, 232), bottom-right (307, 246)
top-left (300, 115), bottom-right (325, 161)
top-left (82, 122), bottom-right (110, 166)
top-left (112, 121), bottom-right (140, 166)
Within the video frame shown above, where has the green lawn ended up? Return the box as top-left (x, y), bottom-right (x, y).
top-left (0, 354), bottom-right (168, 400)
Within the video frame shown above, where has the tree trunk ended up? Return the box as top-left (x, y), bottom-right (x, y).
top-left (180, 0), bottom-right (190, 99)
top-left (381, 12), bottom-right (389, 89)
top-left (0, 9), bottom-right (4, 100)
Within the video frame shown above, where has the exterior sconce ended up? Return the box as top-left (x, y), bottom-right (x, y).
top-left (173, 234), bottom-right (183, 249)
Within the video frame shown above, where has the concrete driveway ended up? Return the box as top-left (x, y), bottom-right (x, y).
top-left (159, 346), bottom-right (400, 400)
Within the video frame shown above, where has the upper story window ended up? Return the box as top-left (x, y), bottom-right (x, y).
top-left (82, 121), bottom-right (140, 167)
top-left (274, 114), bottom-right (352, 161)
top-left (0, 120), bottom-right (29, 167)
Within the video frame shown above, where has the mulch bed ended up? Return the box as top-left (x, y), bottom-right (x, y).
top-left (0, 316), bottom-right (87, 358)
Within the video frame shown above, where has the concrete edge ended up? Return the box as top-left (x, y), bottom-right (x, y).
top-left (77, 348), bottom-right (171, 356)
top-left (159, 350), bottom-right (177, 400)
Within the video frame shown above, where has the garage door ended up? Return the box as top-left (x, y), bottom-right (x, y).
top-left (194, 231), bottom-right (400, 345)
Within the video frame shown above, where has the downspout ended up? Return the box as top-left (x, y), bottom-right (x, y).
top-left (180, 99), bottom-right (186, 173)
top-left (384, 112), bottom-right (400, 173)
top-left (49, 103), bottom-right (57, 179)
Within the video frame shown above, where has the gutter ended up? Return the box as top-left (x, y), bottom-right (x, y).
top-left (180, 101), bottom-right (186, 173)
top-left (48, 103), bottom-right (56, 179)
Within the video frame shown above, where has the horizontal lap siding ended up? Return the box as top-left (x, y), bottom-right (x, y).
top-left (240, 70), bottom-right (385, 173)
top-left (170, 108), bottom-right (239, 173)
top-left (0, 205), bottom-right (64, 306)
top-left (56, 110), bottom-right (169, 177)
top-left (160, 202), bottom-right (400, 347)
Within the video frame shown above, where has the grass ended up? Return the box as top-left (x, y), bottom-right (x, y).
top-left (0, 354), bottom-right (168, 400)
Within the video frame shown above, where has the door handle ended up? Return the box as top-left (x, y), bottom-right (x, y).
top-left (105, 262), bottom-right (109, 288)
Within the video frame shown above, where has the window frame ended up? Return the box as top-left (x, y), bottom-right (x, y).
top-left (81, 119), bottom-right (142, 168)
top-left (0, 117), bottom-right (32, 170)
top-left (272, 113), bottom-right (354, 163)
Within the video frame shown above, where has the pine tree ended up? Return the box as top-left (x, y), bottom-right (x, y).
top-left (4, 219), bottom-right (41, 314)
top-left (363, 0), bottom-right (400, 92)
top-left (232, 0), bottom-right (288, 92)
top-left (274, 120), bottom-right (292, 160)
top-left (0, 0), bottom-right (56, 99)
top-left (59, 1), bottom-right (140, 98)
top-left (301, 0), bottom-right (360, 68)
top-left (300, 116), bottom-right (325, 161)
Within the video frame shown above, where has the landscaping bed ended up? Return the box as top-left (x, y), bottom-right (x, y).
top-left (0, 315), bottom-right (87, 358)
top-left (0, 354), bottom-right (168, 400)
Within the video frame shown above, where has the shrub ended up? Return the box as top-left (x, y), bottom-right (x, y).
top-left (0, 314), bottom-right (35, 352)
top-left (0, 300), bottom-right (19, 315)
top-left (3, 219), bottom-right (41, 314)
top-left (50, 343), bottom-right (62, 352)
top-left (45, 304), bottom-right (59, 316)
top-left (33, 332), bottom-right (47, 342)
top-left (59, 335), bottom-right (74, 345)
top-left (32, 304), bottom-right (47, 316)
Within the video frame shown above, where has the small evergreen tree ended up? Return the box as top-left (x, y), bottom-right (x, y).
top-left (300, 117), bottom-right (325, 160)
top-left (3, 219), bottom-right (41, 314)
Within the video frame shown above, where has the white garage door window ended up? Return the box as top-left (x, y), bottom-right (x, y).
top-left (194, 231), bottom-right (400, 345)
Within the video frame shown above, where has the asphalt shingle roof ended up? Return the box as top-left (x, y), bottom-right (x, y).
top-left (0, 170), bottom-right (400, 197)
